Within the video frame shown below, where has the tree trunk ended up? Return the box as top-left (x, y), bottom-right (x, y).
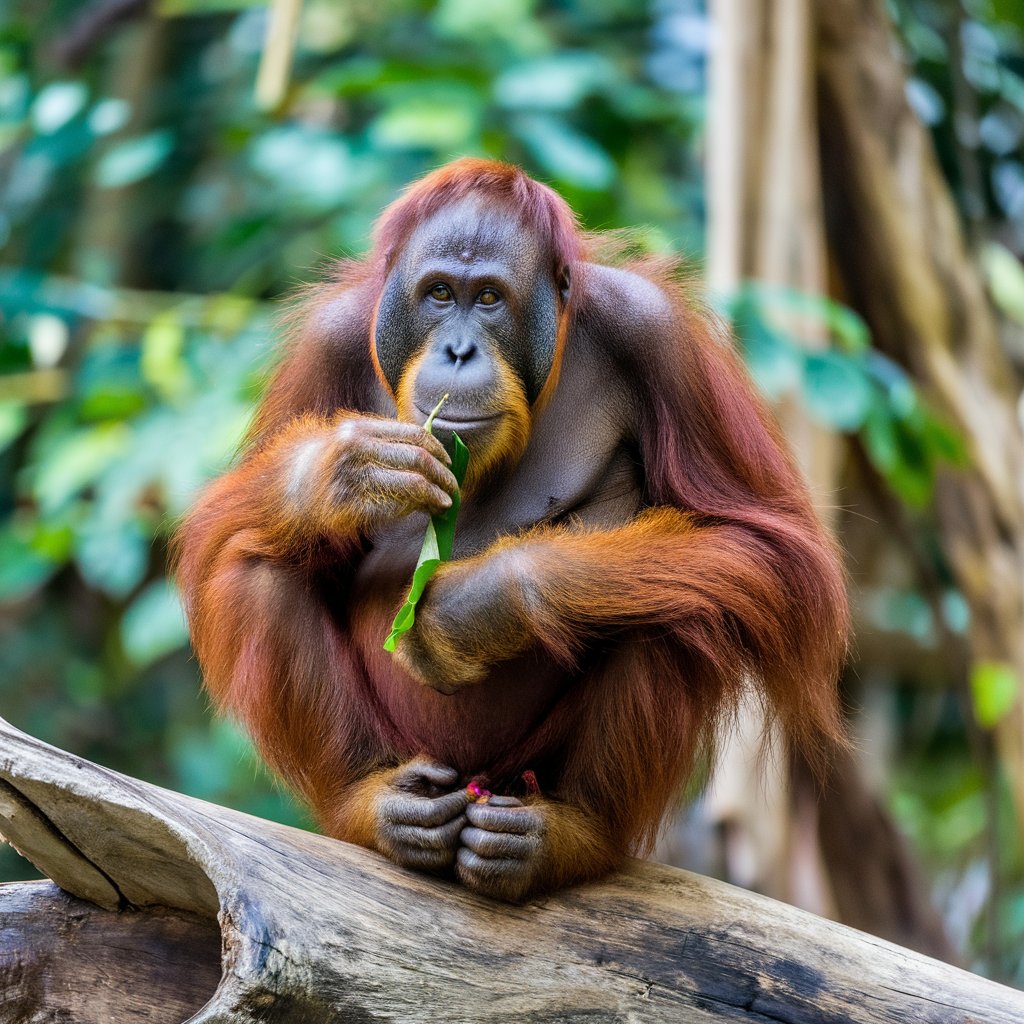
top-left (815, 0), bottom-right (1024, 824)
top-left (1, 718), bottom-right (1021, 1023)
top-left (702, 0), bottom-right (839, 918)
top-left (697, 0), bottom-right (958, 963)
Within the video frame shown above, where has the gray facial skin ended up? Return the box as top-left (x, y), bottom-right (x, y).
top-left (374, 197), bottom-right (561, 425)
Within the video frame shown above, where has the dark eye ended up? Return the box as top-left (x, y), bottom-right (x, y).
top-left (429, 284), bottom-right (452, 302)
top-left (477, 288), bottom-right (501, 307)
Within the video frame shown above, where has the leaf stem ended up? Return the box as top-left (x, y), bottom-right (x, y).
top-left (423, 393), bottom-right (449, 434)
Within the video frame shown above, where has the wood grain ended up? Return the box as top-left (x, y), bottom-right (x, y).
top-left (0, 880), bottom-right (221, 1024)
top-left (1, 716), bottom-right (1021, 1022)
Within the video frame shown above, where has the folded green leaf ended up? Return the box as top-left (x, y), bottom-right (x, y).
top-left (383, 428), bottom-right (469, 652)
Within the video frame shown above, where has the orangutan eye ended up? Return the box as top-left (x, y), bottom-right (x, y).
top-left (477, 288), bottom-right (501, 306)
top-left (429, 284), bottom-right (452, 302)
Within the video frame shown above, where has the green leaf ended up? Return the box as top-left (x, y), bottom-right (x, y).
top-left (433, 0), bottom-right (540, 44)
top-left (867, 352), bottom-right (917, 419)
top-left (121, 579), bottom-right (189, 667)
top-left (514, 114), bottom-right (615, 190)
top-left (745, 285), bottom-right (870, 354)
top-left (0, 401), bottom-right (27, 453)
top-left (917, 406), bottom-right (970, 467)
top-left (970, 660), bottom-right (1019, 729)
top-left (32, 82), bottom-right (87, 135)
top-left (157, 0), bottom-right (262, 13)
top-left (801, 351), bottom-right (873, 431)
top-left (88, 99), bottom-right (131, 136)
top-left (862, 404), bottom-right (936, 507)
top-left (982, 242), bottom-right (1024, 326)
top-left (30, 423), bottom-right (130, 514)
top-left (0, 522), bottom-right (58, 601)
top-left (370, 94), bottom-right (479, 151)
top-left (94, 130), bottom-right (174, 188)
top-left (250, 127), bottom-right (358, 210)
top-left (75, 515), bottom-right (149, 598)
top-left (494, 53), bottom-right (614, 111)
top-left (432, 432), bottom-right (470, 560)
top-left (141, 310), bottom-right (189, 401)
top-left (732, 296), bottom-right (802, 400)
top-left (384, 432), bottom-right (470, 652)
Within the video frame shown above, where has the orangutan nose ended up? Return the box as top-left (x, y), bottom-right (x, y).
top-left (444, 336), bottom-right (477, 363)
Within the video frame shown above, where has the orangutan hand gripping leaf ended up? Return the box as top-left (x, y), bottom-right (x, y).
top-left (384, 398), bottom-right (470, 652)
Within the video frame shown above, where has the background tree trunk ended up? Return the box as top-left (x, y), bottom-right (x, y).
top-left (674, 0), bottom-right (961, 964)
top-left (815, 0), bottom-right (1024, 826)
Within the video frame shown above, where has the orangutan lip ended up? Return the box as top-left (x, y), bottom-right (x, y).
top-left (415, 408), bottom-right (500, 430)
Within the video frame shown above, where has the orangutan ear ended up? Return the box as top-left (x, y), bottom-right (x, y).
top-left (557, 265), bottom-right (571, 305)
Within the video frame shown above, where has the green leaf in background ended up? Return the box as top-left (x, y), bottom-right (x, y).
top-left (87, 99), bottom-right (131, 137)
top-left (862, 404), bottom-right (899, 474)
top-left (157, 0), bottom-right (262, 13)
top-left (731, 296), bottom-right (803, 400)
top-left (433, 0), bottom-right (541, 46)
top-left (867, 351), bottom-right (917, 418)
top-left (370, 90), bottom-right (480, 152)
top-left (801, 350), bottom-right (874, 431)
top-left (982, 242), bottom-right (1024, 326)
top-left (94, 130), bottom-right (174, 189)
top-left (249, 127), bottom-right (358, 210)
top-left (0, 521), bottom-right (58, 600)
top-left (74, 515), bottom-right (149, 598)
top-left (970, 660), bottom-right (1020, 729)
top-left (915, 404), bottom-right (970, 467)
top-left (0, 401), bottom-right (27, 453)
top-left (31, 81), bottom-right (87, 135)
top-left (141, 310), bottom-right (189, 402)
top-left (745, 284), bottom-right (871, 354)
top-left (863, 404), bottom-right (935, 507)
top-left (30, 422), bottom-right (130, 514)
top-left (121, 579), bottom-right (189, 667)
top-left (384, 431), bottom-right (470, 653)
top-left (514, 114), bottom-right (616, 190)
top-left (494, 53), bottom-right (614, 111)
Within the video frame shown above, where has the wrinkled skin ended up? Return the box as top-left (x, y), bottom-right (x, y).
top-left (327, 417), bottom-right (458, 527)
top-left (374, 760), bottom-right (470, 873)
top-left (373, 758), bottom-right (545, 901)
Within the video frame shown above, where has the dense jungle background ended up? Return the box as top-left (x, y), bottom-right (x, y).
top-left (1, 0), bottom-right (1023, 987)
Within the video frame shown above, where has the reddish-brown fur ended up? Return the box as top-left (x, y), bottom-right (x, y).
top-left (174, 159), bottom-right (848, 894)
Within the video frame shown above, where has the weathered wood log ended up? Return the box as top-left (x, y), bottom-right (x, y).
top-left (1, 881), bottom-right (221, 1024)
top-left (1, 717), bottom-right (1022, 1024)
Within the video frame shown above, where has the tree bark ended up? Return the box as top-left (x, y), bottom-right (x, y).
top-left (815, 0), bottom-right (1024, 822)
top-left (700, 0), bottom-right (958, 964)
top-left (1, 718), bottom-right (1021, 1023)
top-left (703, 0), bottom-right (839, 918)
top-left (1, 881), bottom-right (220, 1024)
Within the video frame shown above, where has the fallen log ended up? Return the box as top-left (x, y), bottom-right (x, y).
top-left (0, 716), bottom-right (1021, 1023)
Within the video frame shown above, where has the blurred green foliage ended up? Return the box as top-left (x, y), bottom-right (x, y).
top-left (729, 286), bottom-right (969, 507)
top-left (0, 0), bottom-right (1022, 985)
top-left (888, 0), bottom-right (1024, 979)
